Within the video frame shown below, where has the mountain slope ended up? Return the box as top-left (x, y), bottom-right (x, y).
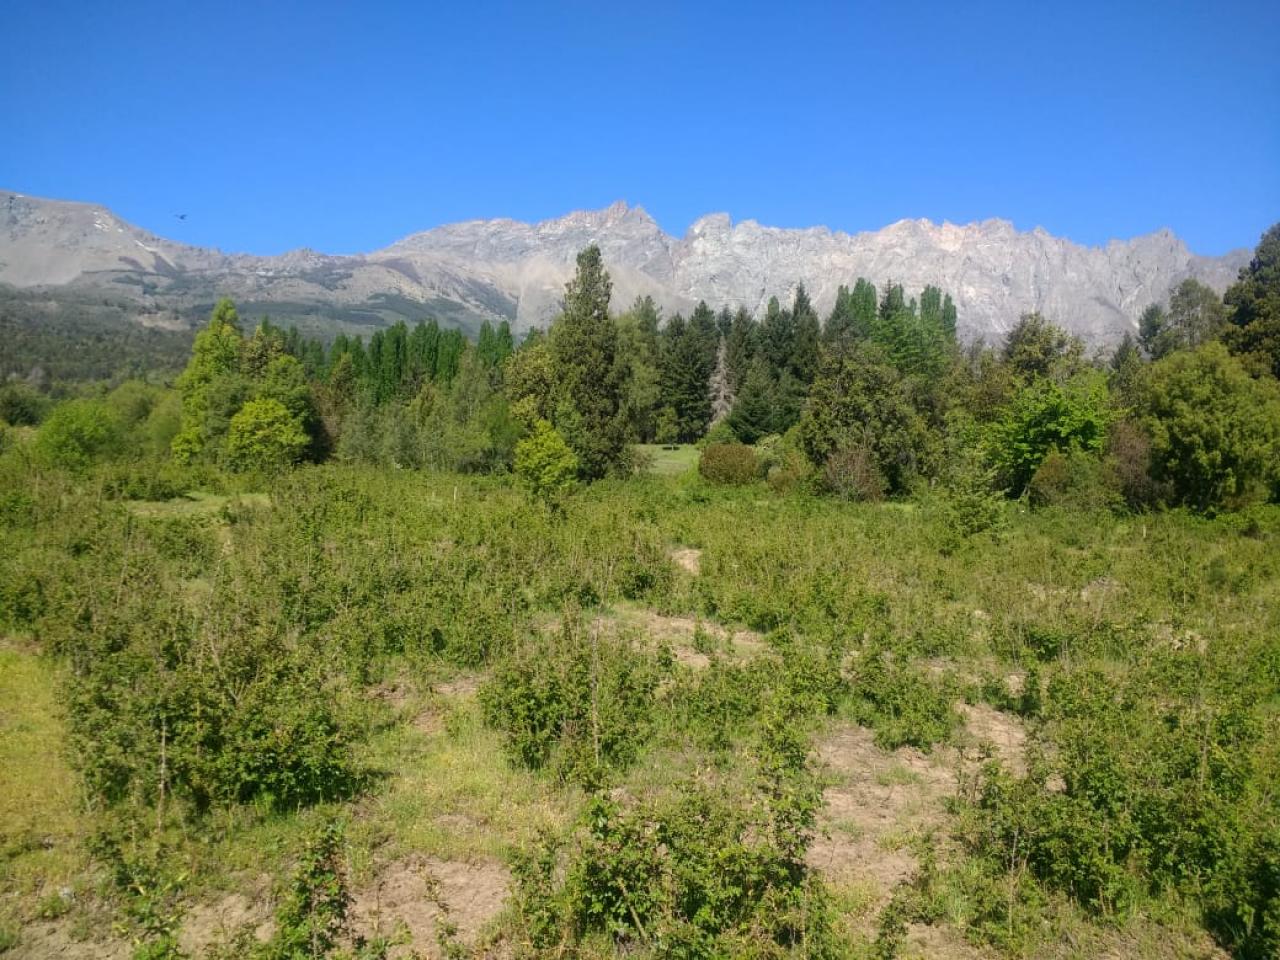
top-left (0, 190), bottom-right (1250, 345)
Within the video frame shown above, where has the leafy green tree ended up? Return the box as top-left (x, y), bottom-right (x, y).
top-left (798, 344), bottom-right (938, 494)
top-left (989, 372), bottom-right (1111, 494)
top-left (34, 399), bottom-right (124, 470)
top-left (1142, 342), bottom-right (1280, 510)
top-left (407, 319), bottom-right (441, 387)
top-left (549, 246), bottom-right (628, 478)
top-left (504, 335), bottom-right (558, 426)
top-left (1001, 313), bottom-right (1084, 381)
top-left (225, 398), bottom-right (309, 472)
top-left (654, 407), bottom-right (680, 445)
top-left (1108, 332), bottom-right (1146, 405)
top-left (0, 381), bottom-right (49, 426)
top-left (616, 297), bottom-right (663, 441)
top-left (1223, 222), bottom-right (1280, 378)
top-left (1141, 279), bottom-right (1227, 359)
top-left (172, 298), bottom-right (244, 462)
top-left (435, 329), bottom-right (467, 384)
top-left (514, 419), bottom-right (579, 505)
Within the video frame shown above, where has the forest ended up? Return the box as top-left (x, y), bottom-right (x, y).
top-left (1, 224), bottom-right (1279, 960)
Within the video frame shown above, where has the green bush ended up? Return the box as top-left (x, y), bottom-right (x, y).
top-left (225, 397), bottom-right (309, 472)
top-left (479, 617), bottom-right (664, 785)
top-left (1027, 447), bottom-right (1118, 512)
top-left (33, 398), bottom-right (125, 470)
top-left (514, 419), bottom-right (578, 504)
top-left (849, 648), bottom-right (959, 750)
top-left (1142, 342), bottom-right (1280, 511)
top-left (698, 442), bottom-right (760, 485)
top-left (821, 443), bottom-right (885, 501)
top-left (697, 419), bottom-right (738, 448)
top-left (989, 372), bottom-right (1111, 495)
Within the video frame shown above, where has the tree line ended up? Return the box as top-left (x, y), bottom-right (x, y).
top-left (5, 223), bottom-right (1279, 514)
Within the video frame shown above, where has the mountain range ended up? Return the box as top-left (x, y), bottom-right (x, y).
top-left (0, 190), bottom-right (1251, 346)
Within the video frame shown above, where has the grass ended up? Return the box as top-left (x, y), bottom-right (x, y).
top-left (634, 443), bottom-right (698, 476)
top-left (125, 489), bottom-right (271, 518)
top-left (0, 642), bottom-right (91, 936)
top-left (3, 460), bottom-right (1277, 958)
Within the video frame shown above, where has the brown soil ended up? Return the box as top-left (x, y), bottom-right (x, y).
top-left (178, 890), bottom-right (275, 955)
top-left (351, 855), bottom-right (510, 958)
top-left (7, 920), bottom-right (130, 960)
top-left (669, 547), bottom-right (702, 575)
top-left (956, 701), bottom-right (1028, 775)
top-left (903, 922), bottom-right (996, 959)
top-left (590, 604), bottom-right (768, 671)
top-left (808, 724), bottom-right (957, 915)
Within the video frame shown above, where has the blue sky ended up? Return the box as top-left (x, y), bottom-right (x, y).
top-left (2, 0), bottom-right (1276, 256)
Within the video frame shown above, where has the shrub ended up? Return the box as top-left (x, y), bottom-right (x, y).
top-left (849, 649), bottom-right (958, 750)
top-left (939, 446), bottom-right (1006, 539)
top-left (514, 419), bottom-right (578, 504)
top-left (1027, 447), bottom-right (1118, 512)
top-left (0, 382), bottom-right (49, 426)
top-left (697, 419), bottom-right (738, 449)
top-left (821, 443), bottom-right (885, 501)
top-left (698, 442), bottom-right (759, 485)
top-left (225, 398), bottom-right (309, 472)
top-left (1142, 342), bottom-right (1280, 511)
top-left (1103, 418), bottom-right (1167, 510)
top-left (989, 372), bottom-right (1111, 495)
top-left (33, 399), bottom-right (125, 470)
top-left (479, 617), bottom-right (663, 786)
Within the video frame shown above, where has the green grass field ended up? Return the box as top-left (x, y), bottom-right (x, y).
top-left (634, 442), bottom-right (698, 476)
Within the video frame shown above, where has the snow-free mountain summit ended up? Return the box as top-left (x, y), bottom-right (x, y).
top-left (0, 191), bottom-right (1249, 345)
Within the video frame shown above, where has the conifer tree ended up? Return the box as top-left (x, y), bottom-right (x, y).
top-left (548, 245), bottom-right (628, 478)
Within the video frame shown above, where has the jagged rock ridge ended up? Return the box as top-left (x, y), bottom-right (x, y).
top-left (0, 191), bottom-right (1250, 345)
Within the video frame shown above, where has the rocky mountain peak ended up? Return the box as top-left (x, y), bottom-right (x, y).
top-left (0, 190), bottom-right (1251, 346)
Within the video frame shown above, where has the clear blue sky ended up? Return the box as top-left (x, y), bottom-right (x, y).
top-left (2, 0), bottom-right (1276, 256)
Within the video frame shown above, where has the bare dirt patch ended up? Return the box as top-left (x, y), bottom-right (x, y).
top-left (956, 701), bottom-right (1027, 775)
top-left (591, 604), bottom-right (768, 670)
top-left (435, 675), bottom-right (482, 699)
top-left (178, 889), bottom-right (274, 955)
top-left (903, 922), bottom-right (995, 959)
top-left (808, 724), bottom-right (957, 917)
top-left (351, 855), bottom-right (510, 958)
top-left (669, 547), bottom-right (702, 575)
top-left (8, 920), bottom-right (130, 960)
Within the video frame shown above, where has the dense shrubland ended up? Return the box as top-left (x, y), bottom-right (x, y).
top-left (1, 225), bottom-right (1279, 958)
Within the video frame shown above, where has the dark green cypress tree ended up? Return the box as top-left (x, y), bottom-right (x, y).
top-left (548, 245), bottom-right (628, 478)
top-left (760, 296), bottom-right (794, 376)
top-left (726, 358), bottom-right (775, 443)
top-left (825, 285), bottom-right (856, 347)
top-left (725, 307), bottom-right (757, 391)
top-left (790, 284), bottom-right (820, 384)
top-left (436, 329), bottom-right (466, 384)
top-left (851, 278), bottom-right (878, 339)
top-left (494, 320), bottom-right (515, 364)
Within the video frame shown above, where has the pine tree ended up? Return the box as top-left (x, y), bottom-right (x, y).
top-left (726, 358), bottom-right (776, 443)
top-left (790, 284), bottom-right (820, 384)
top-left (725, 307), bottom-right (757, 391)
top-left (851, 278), bottom-right (878, 339)
top-left (1224, 223), bottom-right (1280, 378)
top-left (759, 296), bottom-right (794, 376)
top-left (659, 313), bottom-right (713, 442)
top-left (548, 245), bottom-right (628, 478)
